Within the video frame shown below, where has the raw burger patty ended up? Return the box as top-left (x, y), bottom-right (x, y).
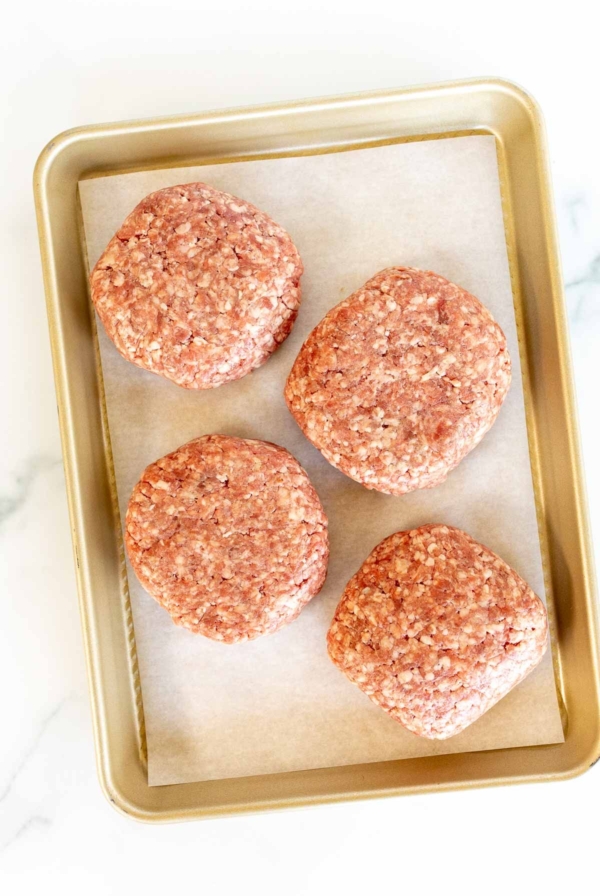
top-left (90, 183), bottom-right (303, 389)
top-left (285, 267), bottom-right (511, 495)
top-left (327, 524), bottom-right (547, 739)
top-left (125, 435), bottom-right (329, 643)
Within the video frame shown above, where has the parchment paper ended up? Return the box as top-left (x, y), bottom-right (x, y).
top-left (79, 136), bottom-right (564, 786)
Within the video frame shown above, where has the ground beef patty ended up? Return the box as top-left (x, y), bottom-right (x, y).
top-left (125, 435), bottom-right (329, 642)
top-left (91, 183), bottom-right (303, 389)
top-left (327, 525), bottom-right (547, 739)
top-left (285, 267), bottom-right (511, 495)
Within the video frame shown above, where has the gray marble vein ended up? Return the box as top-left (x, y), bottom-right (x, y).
top-left (565, 254), bottom-right (600, 292)
top-left (565, 256), bottom-right (600, 326)
top-left (0, 456), bottom-right (62, 532)
top-left (0, 698), bottom-right (67, 806)
top-left (564, 195), bottom-right (586, 234)
top-left (0, 698), bottom-right (70, 854)
top-left (0, 816), bottom-right (52, 856)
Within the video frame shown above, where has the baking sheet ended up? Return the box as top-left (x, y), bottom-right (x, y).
top-left (79, 135), bottom-right (564, 787)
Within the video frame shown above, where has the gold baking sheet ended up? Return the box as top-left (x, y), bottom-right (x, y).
top-left (34, 80), bottom-right (600, 820)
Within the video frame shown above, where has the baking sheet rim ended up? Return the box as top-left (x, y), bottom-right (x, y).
top-left (33, 78), bottom-right (600, 820)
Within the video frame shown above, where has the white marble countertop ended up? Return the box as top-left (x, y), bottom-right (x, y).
top-left (2, 1), bottom-right (598, 892)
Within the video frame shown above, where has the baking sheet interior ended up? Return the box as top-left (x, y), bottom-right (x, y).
top-left (79, 135), bottom-right (564, 787)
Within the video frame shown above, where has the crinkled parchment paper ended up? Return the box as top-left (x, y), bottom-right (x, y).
top-left (79, 136), bottom-right (564, 786)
